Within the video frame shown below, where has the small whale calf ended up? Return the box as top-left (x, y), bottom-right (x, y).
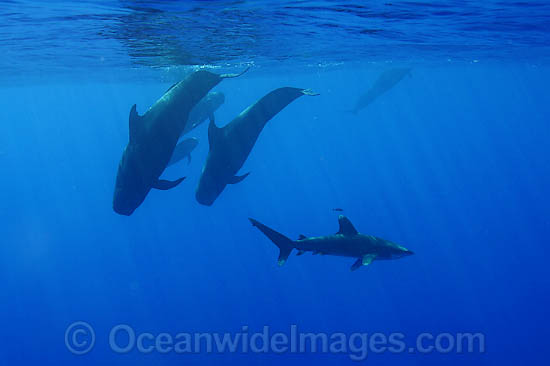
top-left (195, 87), bottom-right (318, 206)
top-left (113, 68), bottom-right (248, 216)
top-left (167, 137), bottom-right (199, 166)
top-left (249, 215), bottom-right (413, 271)
top-left (350, 67), bottom-right (411, 114)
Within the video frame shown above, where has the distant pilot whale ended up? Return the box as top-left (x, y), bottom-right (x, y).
top-left (195, 87), bottom-right (318, 206)
top-left (249, 215), bottom-right (414, 271)
top-left (350, 67), bottom-right (411, 114)
top-left (167, 137), bottom-right (199, 166)
top-left (113, 68), bottom-right (248, 216)
top-left (182, 91), bottom-right (225, 136)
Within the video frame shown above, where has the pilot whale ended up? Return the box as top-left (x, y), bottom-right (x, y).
top-left (250, 215), bottom-right (414, 271)
top-left (350, 67), bottom-right (411, 114)
top-left (167, 137), bottom-right (199, 166)
top-left (113, 68), bottom-right (248, 216)
top-left (195, 87), bottom-right (318, 206)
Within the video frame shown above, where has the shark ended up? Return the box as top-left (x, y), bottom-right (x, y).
top-left (249, 215), bottom-right (414, 271)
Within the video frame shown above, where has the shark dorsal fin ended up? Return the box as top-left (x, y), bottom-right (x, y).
top-left (129, 104), bottom-right (142, 142)
top-left (207, 115), bottom-right (222, 148)
top-left (337, 215), bottom-right (358, 236)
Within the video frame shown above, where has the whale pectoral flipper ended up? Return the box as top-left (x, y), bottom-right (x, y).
top-left (152, 177), bottom-right (186, 190)
top-left (228, 172), bottom-right (250, 185)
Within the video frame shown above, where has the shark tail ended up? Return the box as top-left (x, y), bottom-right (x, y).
top-left (249, 218), bottom-right (294, 266)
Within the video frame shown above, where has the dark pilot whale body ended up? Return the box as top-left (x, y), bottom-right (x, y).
top-left (249, 215), bottom-right (414, 271)
top-left (195, 87), bottom-right (318, 206)
top-left (182, 91), bottom-right (225, 136)
top-left (113, 68), bottom-right (248, 216)
top-left (351, 67), bottom-right (412, 114)
top-left (167, 137), bottom-right (199, 166)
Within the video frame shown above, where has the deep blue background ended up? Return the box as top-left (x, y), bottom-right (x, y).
top-left (1, 63), bottom-right (549, 365)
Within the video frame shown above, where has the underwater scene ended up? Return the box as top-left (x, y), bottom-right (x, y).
top-left (1, 1), bottom-right (550, 365)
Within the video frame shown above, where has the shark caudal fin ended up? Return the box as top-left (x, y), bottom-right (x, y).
top-left (249, 218), bottom-right (294, 266)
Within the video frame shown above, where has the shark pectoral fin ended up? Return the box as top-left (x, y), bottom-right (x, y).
top-left (351, 258), bottom-right (363, 271)
top-left (152, 177), bottom-right (186, 190)
top-left (362, 254), bottom-right (377, 266)
top-left (350, 254), bottom-right (377, 271)
top-left (228, 172), bottom-right (250, 185)
top-left (296, 250), bottom-right (306, 256)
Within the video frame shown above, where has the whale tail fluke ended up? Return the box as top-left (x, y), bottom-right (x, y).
top-left (301, 89), bottom-right (320, 96)
top-left (249, 218), bottom-right (294, 266)
top-left (221, 66), bottom-right (251, 79)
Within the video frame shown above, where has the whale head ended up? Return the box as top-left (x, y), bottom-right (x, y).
top-left (195, 169), bottom-right (226, 206)
top-left (206, 91), bottom-right (225, 109)
top-left (113, 146), bottom-right (151, 216)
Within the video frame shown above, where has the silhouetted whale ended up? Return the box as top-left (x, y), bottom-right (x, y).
top-left (182, 91), bottom-right (225, 136)
top-left (250, 215), bottom-right (413, 271)
top-left (195, 87), bottom-right (318, 206)
top-left (113, 68), bottom-right (248, 216)
top-left (351, 67), bottom-right (411, 114)
top-left (167, 137), bottom-right (199, 166)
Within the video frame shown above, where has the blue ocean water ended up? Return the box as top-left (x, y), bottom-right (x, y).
top-left (1, 1), bottom-right (550, 365)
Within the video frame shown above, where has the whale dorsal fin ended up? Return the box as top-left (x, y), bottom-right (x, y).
top-left (207, 115), bottom-right (223, 147)
top-left (337, 215), bottom-right (358, 236)
top-left (129, 104), bottom-right (142, 142)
